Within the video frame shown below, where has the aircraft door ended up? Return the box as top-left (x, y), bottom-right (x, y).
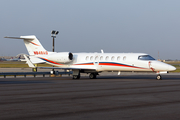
top-left (148, 61), bottom-right (155, 72)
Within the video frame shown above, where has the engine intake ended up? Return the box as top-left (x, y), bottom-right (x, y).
top-left (69, 52), bottom-right (73, 60)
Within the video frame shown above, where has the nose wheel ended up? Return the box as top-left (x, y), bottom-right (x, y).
top-left (156, 74), bottom-right (162, 80)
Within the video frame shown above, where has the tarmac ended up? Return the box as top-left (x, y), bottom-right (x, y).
top-left (1, 73), bottom-right (180, 120)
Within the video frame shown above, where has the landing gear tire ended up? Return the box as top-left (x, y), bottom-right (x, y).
top-left (89, 73), bottom-right (97, 79)
top-left (156, 75), bottom-right (162, 80)
top-left (73, 74), bottom-right (80, 79)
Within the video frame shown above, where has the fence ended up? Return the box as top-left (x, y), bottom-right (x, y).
top-left (0, 71), bottom-right (72, 78)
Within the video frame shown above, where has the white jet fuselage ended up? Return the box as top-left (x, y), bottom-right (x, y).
top-left (36, 52), bottom-right (176, 73)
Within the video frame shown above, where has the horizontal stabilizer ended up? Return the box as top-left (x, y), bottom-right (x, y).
top-left (4, 36), bottom-right (35, 40)
top-left (24, 55), bottom-right (36, 68)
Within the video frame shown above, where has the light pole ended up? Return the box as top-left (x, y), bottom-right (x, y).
top-left (51, 30), bottom-right (59, 52)
top-left (51, 30), bottom-right (59, 75)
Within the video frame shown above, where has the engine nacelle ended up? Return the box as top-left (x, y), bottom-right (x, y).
top-left (47, 52), bottom-right (73, 63)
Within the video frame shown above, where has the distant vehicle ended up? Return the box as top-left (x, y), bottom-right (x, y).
top-left (5, 35), bottom-right (176, 80)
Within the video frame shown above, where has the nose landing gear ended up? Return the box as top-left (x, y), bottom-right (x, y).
top-left (156, 74), bottom-right (162, 80)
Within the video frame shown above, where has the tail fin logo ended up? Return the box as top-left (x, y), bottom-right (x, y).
top-left (30, 42), bottom-right (40, 46)
top-left (34, 51), bottom-right (48, 55)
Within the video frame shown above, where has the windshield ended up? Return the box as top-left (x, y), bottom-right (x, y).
top-left (138, 55), bottom-right (155, 60)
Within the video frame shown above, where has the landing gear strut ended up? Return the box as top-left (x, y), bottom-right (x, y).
top-left (156, 74), bottom-right (162, 80)
top-left (89, 73), bottom-right (97, 79)
top-left (72, 70), bottom-right (80, 79)
top-left (73, 74), bottom-right (80, 79)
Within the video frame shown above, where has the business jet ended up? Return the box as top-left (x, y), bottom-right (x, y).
top-left (5, 35), bottom-right (176, 80)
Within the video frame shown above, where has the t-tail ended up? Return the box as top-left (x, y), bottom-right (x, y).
top-left (4, 35), bottom-right (48, 56)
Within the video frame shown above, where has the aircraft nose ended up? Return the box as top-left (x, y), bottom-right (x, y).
top-left (168, 65), bottom-right (176, 71)
top-left (151, 61), bottom-right (176, 71)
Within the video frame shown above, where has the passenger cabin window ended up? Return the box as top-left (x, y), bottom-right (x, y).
top-left (123, 56), bottom-right (126, 61)
top-left (117, 56), bottom-right (120, 61)
top-left (86, 56), bottom-right (89, 61)
top-left (95, 56), bottom-right (99, 61)
top-left (138, 55), bottom-right (155, 60)
top-left (90, 56), bottom-right (93, 61)
top-left (100, 56), bottom-right (103, 61)
top-left (111, 56), bottom-right (115, 61)
top-left (105, 56), bottom-right (109, 61)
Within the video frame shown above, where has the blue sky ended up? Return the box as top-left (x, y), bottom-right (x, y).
top-left (0, 0), bottom-right (180, 60)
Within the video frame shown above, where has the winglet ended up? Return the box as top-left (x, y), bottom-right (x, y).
top-left (23, 55), bottom-right (36, 68)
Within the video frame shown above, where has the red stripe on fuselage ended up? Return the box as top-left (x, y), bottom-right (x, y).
top-left (74, 63), bottom-right (94, 65)
top-left (74, 62), bottom-right (147, 69)
top-left (38, 57), bottom-right (63, 65)
top-left (99, 62), bottom-right (147, 69)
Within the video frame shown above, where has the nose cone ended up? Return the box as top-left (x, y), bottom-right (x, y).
top-left (151, 61), bottom-right (176, 71)
top-left (168, 65), bottom-right (176, 71)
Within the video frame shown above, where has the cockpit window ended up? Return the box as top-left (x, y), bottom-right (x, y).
top-left (138, 55), bottom-right (155, 60)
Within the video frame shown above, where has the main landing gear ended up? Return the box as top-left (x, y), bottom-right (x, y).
top-left (73, 74), bottom-right (80, 79)
top-left (156, 74), bottom-right (162, 80)
top-left (72, 71), bottom-right (98, 79)
top-left (72, 70), bottom-right (80, 79)
top-left (89, 73), bottom-right (97, 79)
top-left (73, 73), bottom-right (97, 79)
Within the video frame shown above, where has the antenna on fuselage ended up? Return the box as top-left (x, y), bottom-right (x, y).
top-left (101, 49), bottom-right (104, 53)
